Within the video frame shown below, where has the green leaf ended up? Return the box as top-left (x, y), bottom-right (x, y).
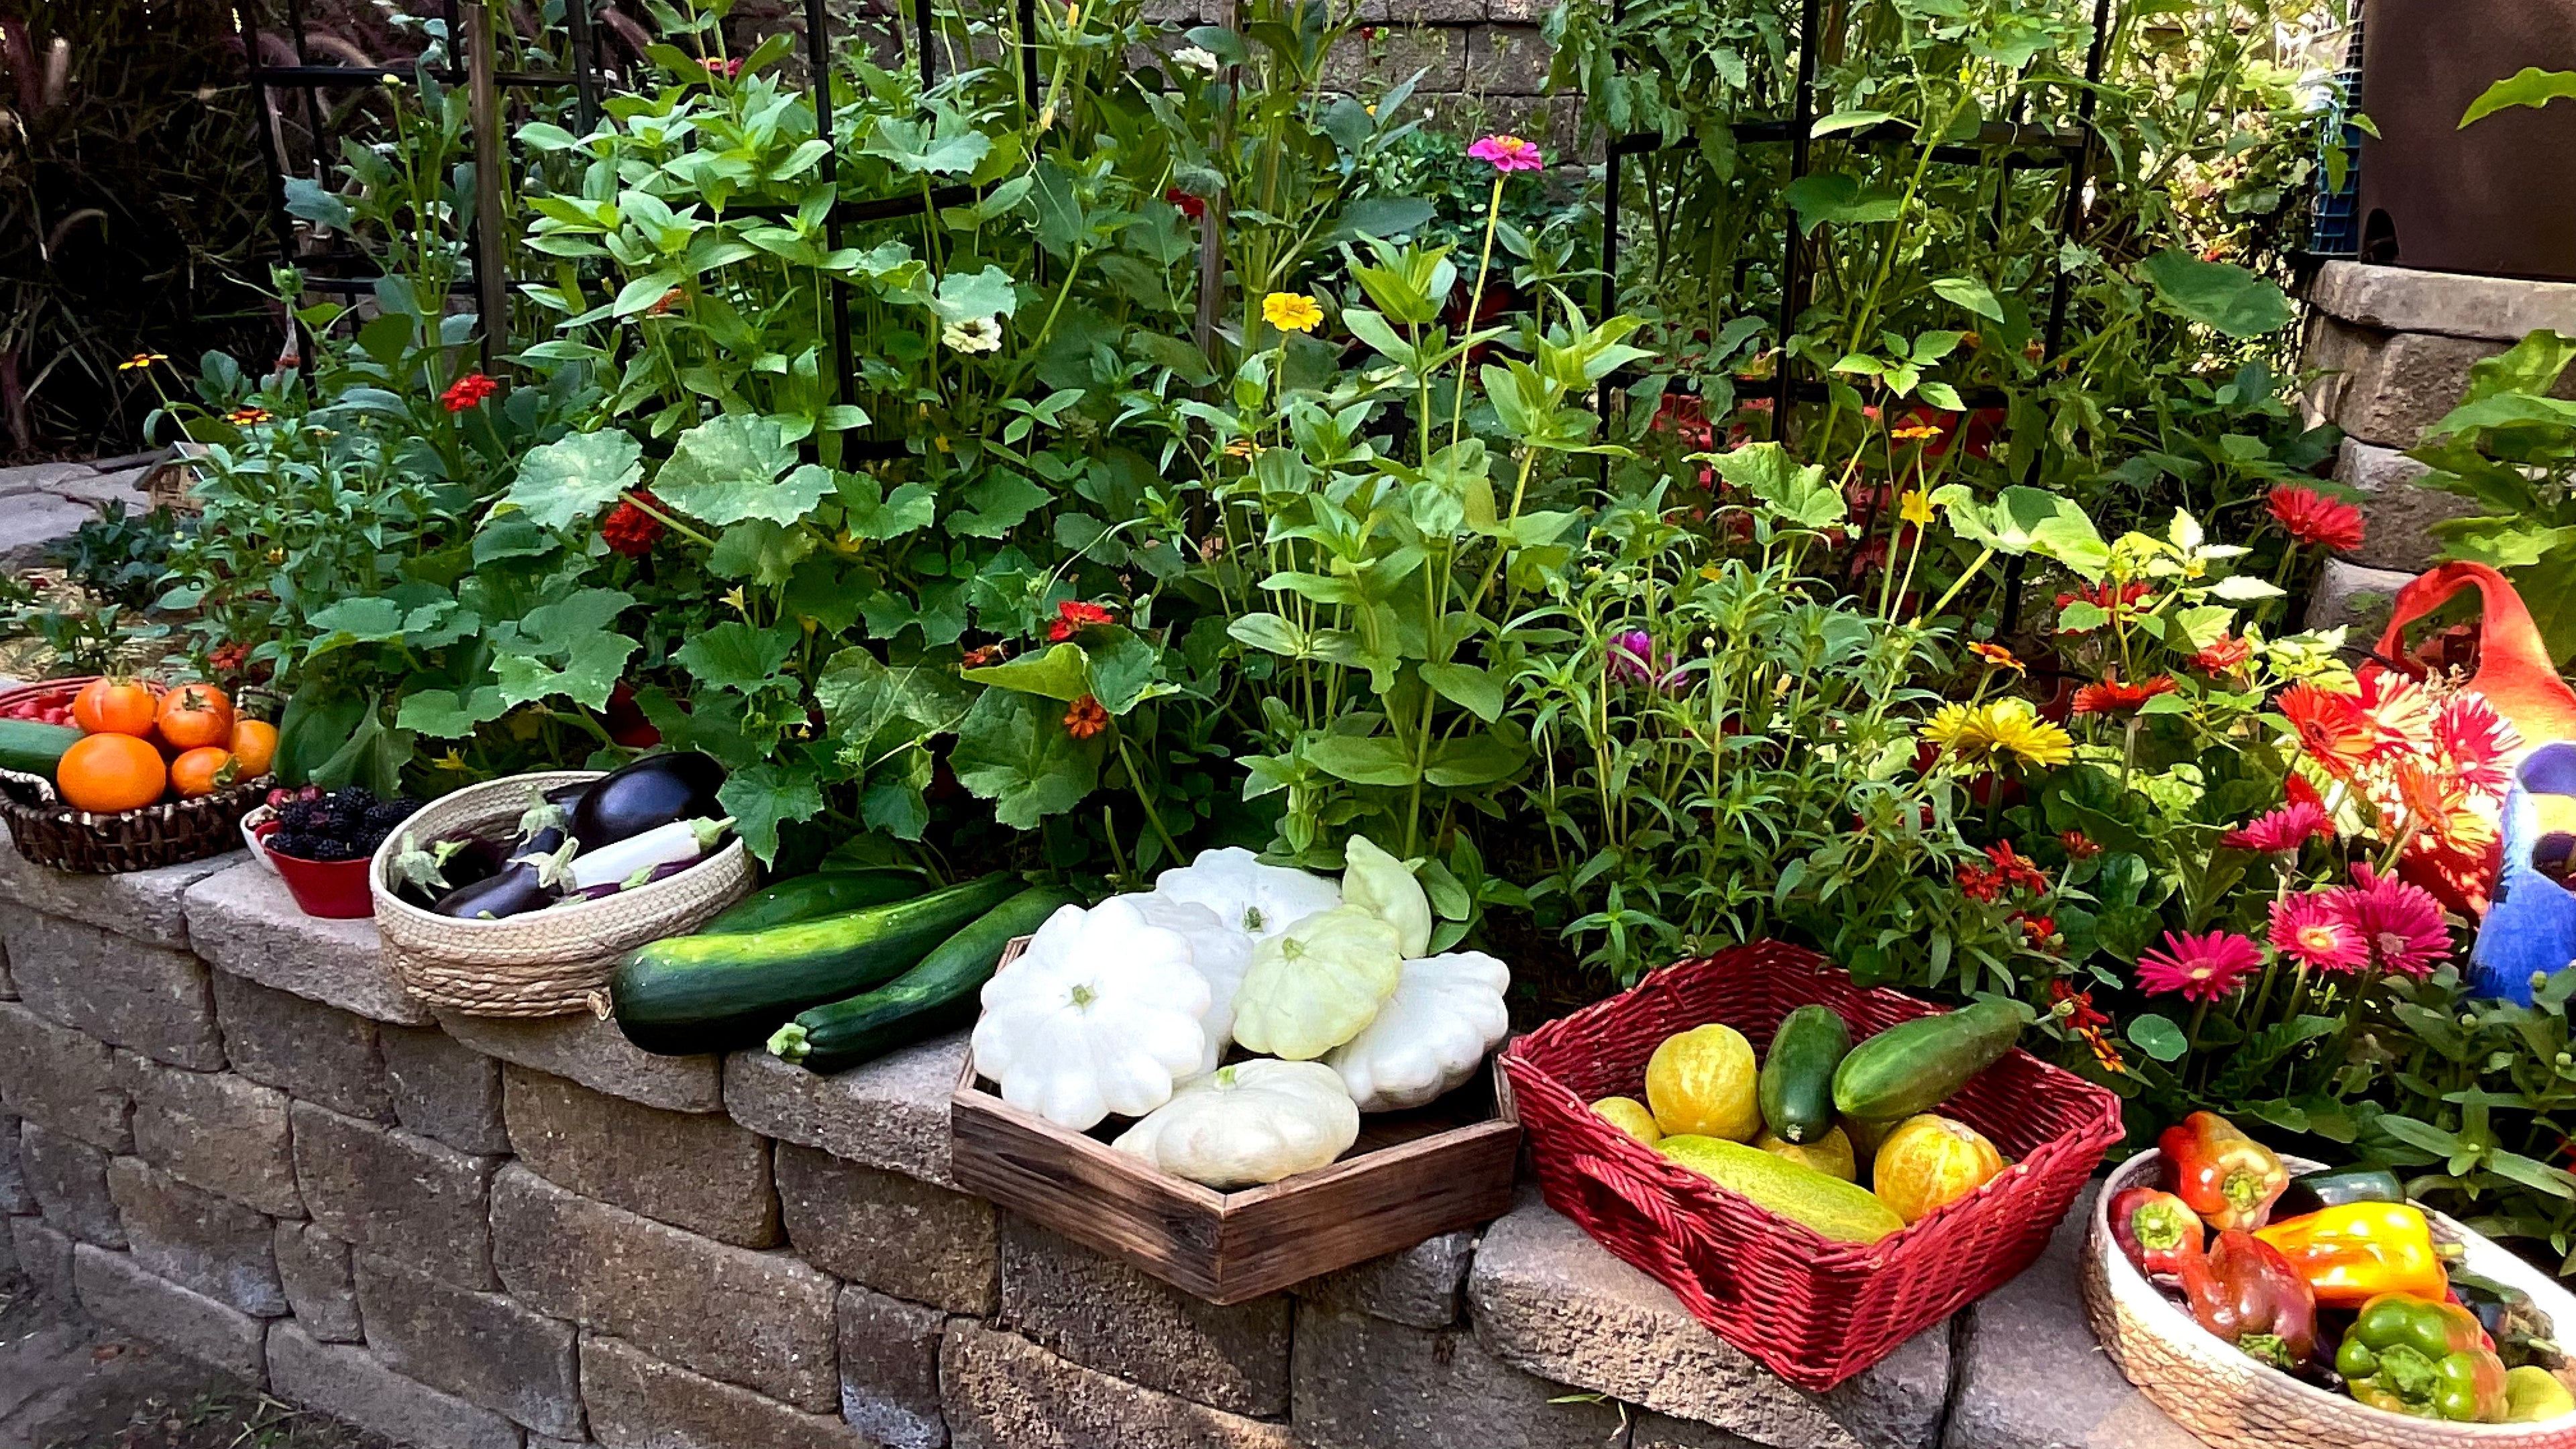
top-left (1419, 661), bottom-right (1507, 722)
top-left (1425, 731), bottom-right (1528, 787)
top-left (951, 690), bottom-right (1101, 828)
top-left (1711, 442), bottom-right (1841, 529)
top-left (706, 519), bottom-right (815, 586)
top-left (2373, 1113), bottom-right (2466, 1159)
top-left (674, 621), bottom-right (798, 693)
top-left (839, 475), bottom-right (936, 541)
top-left (947, 471), bottom-right (1052, 538)
top-left (932, 266), bottom-right (1020, 324)
top-left (502, 429), bottom-right (642, 531)
top-left (2126, 1013), bottom-right (2188, 1063)
top-left (2137, 249), bottom-right (2295, 338)
top-left (1083, 627), bottom-right (1163, 715)
top-left (1930, 276), bottom-right (2004, 323)
top-left (1782, 172), bottom-right (1904, 235)
top-left (1932, 484), bottom-right (2110, 579)
top-left (1811, 109), bottom-right (1897, 137)
top-left (1305, 734), bottom-right (1420, 787)
top-left (718, 762), bottom-right (827, 865)
top-left (1226, 612), bottom-right (1311, 657)
top-left (394, 686), bottom-right (510, 739)
top-left (2462, 68), bottom-right (2576, 127)
top-left (1917, 381), bottom-right (1967, 412)
top-left (2484, 1149), bottom-right (2576, 1200)
top-left (1329, 196), bottom-right (1438, 244)
top-left (963, 643), bottom-right (1091, 702)
top-left (493, 588), bottom-right (638, 711)
top-left (655, 415), bottom-right (833, 526)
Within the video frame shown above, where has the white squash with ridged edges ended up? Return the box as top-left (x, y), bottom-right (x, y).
top-left (971, 897), bottom-right (1209, 1130)
top-left (1325, 951), bottom-right (1510, 1110)
top-left (1112, 1059), bottom-right (1360, 1187)
top-left (1148, 847), bottom-right (1341, 943)
top-left (1128, 892), bottom-right (1254, 1074)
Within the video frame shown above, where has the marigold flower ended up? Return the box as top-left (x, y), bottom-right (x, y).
top-left (441, 372), bottom-right (498, 412)
top-left (2341, 863), bottom-right (2451, 978)
top-left (600, 491), bottom-right (666, 557)
top-left (2268, 486), bottom-right (2366, 553)
top-left (1165, 186), bottom-right (1208, 221)
top-left (2191, 633), bottom-right (2253, 673)
top-left (1967, 641), bottom-right (2025, 675)
top-left (1261, 292), bottom-right (1324, 334)
top-left (1047, 600), bottom-right (1114, 642)
top-left (224, 405), bottom-right (272, 426)
top-left (2136, 929), bottom-right (2263, 1002)
top-left (2269, 891), bottom-right (2366, 973)
top-left (1063, 695), bottom-right (1109, 739)
top-left (117, 352), bottom-right (167, 372)
top-left (2071, 674), bottom-right (2177, 717)
top-left (2220, 798), bottom-right (2332, 854)
top-left (1466, 133), bottom-right (1546, 172)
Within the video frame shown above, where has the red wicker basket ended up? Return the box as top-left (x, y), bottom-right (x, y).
top-left (1501, 943), bottom-right (2123, 1391)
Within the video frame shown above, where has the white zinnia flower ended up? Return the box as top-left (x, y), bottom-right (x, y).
top-left (1173, 45), bottom-right (1220, 73)
top-left (942, 315), bottom-right (1003, 354)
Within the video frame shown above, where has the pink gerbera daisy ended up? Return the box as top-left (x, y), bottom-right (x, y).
top-left (2432, 692), bottom-right (2520, 799)
top-left (2135, 930), bottom-right (2265, 1003)
top-left (2221, 798), bottom-right (2333, 854)
top-left (2268, 892), bottom-right (2367, 973)
top-left (2342, 863), bottom-right (2452, 978)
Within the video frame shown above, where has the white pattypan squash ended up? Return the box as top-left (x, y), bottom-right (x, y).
top-left (1111, 1059), bottom-right (1359, 1187)
top-left (1228, 904), bottom-right (1403, 1061)
top-left (1326, 951), bottom-right (1511, 1111)
top-left (1342, 835), bottom-right (1433, 957)
top-left (1128, 893), bottom-right (1254, 1075)
top-left (971, 897), bottom-right (1210, 1130)
top-left (1150, 846), bottom-right (1341, 943)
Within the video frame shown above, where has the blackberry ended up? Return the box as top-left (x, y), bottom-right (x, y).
top-left (364, 799), bottom-right (420, 834)
top-left (268, 833), bottom-right (319, 859)
top-left (306, 837), bottom-right (360, 862)
top-left (335, 786), bottom-right (378, 810)
top-left (277, 800), bottom-right (324, 833)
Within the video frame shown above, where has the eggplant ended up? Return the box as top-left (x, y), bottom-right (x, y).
top-left (567, 816), bottom-right (732, 892)
top-left (571, 752), bottom-right (726, 849)
top-left (433, 839), bottom-right (578, 920)
top-left (387, 831), bottom-right (508, 908)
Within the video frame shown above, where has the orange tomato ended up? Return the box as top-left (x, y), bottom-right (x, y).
top-left (56, 733), bottom-right (168, 813)
top-left (71, 677), bottom-right (159, 737)
top-left (168, 747), bottom-right (235, 799)
top-left (229, 718), bottom-right (279, 777)
top-left (154, 684), bottom-right (235, 751)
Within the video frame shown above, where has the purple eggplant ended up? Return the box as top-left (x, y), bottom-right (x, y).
top-left (387, 831), bottom-right (508, 909)
top-left (432, 838), bottom-right (578, 920)
top-left (570, 752), bottom-right (725, 849)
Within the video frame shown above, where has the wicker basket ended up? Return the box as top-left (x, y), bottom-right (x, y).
top-left (369, 770), bottom-right (753, 1018)
top-left (0, 765), bottom-right (268, 874)
top-left (1501, 943), bottom-right (2125, 1391)
top-left (2082, 1149), bottom-right (2576, 1449)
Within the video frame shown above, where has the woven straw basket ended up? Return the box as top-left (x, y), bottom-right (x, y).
top-left (370, 769), bottom-right (752, 1018)
top-left (0, 767), bottom-right (270, 874)
top-left (2082, 1148), bottom-right (2576, 1449)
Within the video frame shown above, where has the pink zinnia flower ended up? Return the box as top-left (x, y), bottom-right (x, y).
top-left (1606, 630), bottom-right (1683, 690)
top-left (2342, 863), bottom-right (2451, 978)
top-left (2136, 930), bottom-right (2264, 1003)
top-left (2220, 799), bottom-right (2332, 854)
top-left (2268, 892), bottom-right (2366, 973)
top-left (1466, 134), bottom-right (1546, 172)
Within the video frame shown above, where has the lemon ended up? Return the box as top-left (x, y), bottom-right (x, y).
top-left (1758, 1124), bottom-right (1855, 1182)
top-left (1592, 1095), bottom-right (1663, 1146)
top-left (1645, 1023), bottom-right (1761, 1142)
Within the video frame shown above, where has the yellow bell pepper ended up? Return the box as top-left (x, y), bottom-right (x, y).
top-left (2253, 1201), bottom-right (2447, 1308)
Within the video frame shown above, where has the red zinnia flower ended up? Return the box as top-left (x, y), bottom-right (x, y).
top-left (442, 372), bottom-right (498, 412)
top-left (2220, 798), bottom-right (2332, 854)
top-left (2341, 863), bottom-right (2451, 978)
top-left (1165, 187), bottom-right (1208, 221)
top-left (701, 56), bottom-right (745, 78)
top-left (1063, 695), bottom-right (1109, 739)
top-left (1984, 841), bottom-right (2050, 896)
top-left (2268, 486), bottom-right (2366, 553)
top-left (2192, 633), bottom-right (2253, 674)
top-left (1047, 600), bottom-right (1115, 642)
top-left (2048, 979), bottom-right (2108, 1030)
top-left (2135, 929), bottom-right (2264, 1003)
top-left (2072, 674), bottom-right (2178, 717)
top-left (600, 490), bottom-right (665, 557)
top-left (2059, 829), bottom-right (2102, 861)
top-left (1957, 863), bottom-right (2005, 902)
top-left (2016, 912), bottom-right (2061, 951)
top-left (2269, 891), bottom-right (2367, 974)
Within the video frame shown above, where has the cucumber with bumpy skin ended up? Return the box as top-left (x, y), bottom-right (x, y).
top-left (610, 875), bottom-right (1021, 1056)
top-left (768, 885), bottom-right (1079, 1074)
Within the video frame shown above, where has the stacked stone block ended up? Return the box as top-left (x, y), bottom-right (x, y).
top-left (0, 841), bottom-right (2184, 1448)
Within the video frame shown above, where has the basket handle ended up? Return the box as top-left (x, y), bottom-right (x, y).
top-left (1566, 1150), bottom-right (1733, 1293)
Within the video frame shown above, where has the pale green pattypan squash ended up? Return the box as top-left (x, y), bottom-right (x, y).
top-left (1112, 1059), bottom-right (1359, 1187)
top-left (1150, 846), bottom-right (1340, 943)
top-left (1228, 904), bottom-right (1403, 1060)
top-left (1129, 892), bottom-right (1254, 1075)
top-left (1342, 835), bottom-right (1432, 957)
top-left (971, 897), bottom-right (1210, 1130)
top-left (1325, 951), bottom-right (1511, 1111)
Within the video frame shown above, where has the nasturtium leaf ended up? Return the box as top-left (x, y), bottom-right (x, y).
top-left (2137, 249), bottom-right (2295, 339)
top-left (675, 621), bottom-right (798, 694)
top-left (655, 415), bottom-right (832, 526)
top-left (963, 643), bottom-right (1091, 702)
top-left (502, 429), bottom-right (643, 531)
top-left (718, 761), bottom-right (828, 865)
top-left (2126, 1013), bottom-right (2189, 1063)
top-left (952, 689), bottom-right (1102, 828)
top-left (838, 474), bottom-right (936, 541)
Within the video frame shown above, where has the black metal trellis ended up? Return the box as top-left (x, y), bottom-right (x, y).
top-left (1593, 0), bottom-right (2117, 631)
top-left (237, 0), bottom-right (1045, 453)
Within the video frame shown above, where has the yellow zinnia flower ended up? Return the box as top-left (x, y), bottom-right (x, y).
top-left (1262, 292), bottom-right (1324, 334)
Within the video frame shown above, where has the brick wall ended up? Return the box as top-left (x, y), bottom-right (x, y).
top-left (0, 843), bottom-right (2180, 1449)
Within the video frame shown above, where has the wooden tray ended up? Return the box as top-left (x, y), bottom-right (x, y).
top-left (949, 938), bottom-right (1521, 1304)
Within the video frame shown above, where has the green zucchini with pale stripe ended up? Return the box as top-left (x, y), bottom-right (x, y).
top-left (768, 884), bottom-right (1079, 1075)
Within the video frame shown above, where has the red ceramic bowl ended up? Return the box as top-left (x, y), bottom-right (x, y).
top-left (265, 841), bottom-right (374, 919)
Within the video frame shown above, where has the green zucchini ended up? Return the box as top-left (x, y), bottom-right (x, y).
top-left (611, 874), bottom-right (1022, 1056)
top-left (1758, 1004), bottom-right (1852, 1144)
top-left (1832, 998), bottom-right (2034, 1122)
top-left (0, 718), bottom-right (82, 778)
top-left (768, 884), bottom-right (1079, 1074)
top-left (2274, 1166), bottom-right (2407, 1218)
top-left (701, 870), bottom-right (924, 935)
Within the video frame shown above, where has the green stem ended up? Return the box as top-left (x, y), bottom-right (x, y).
top-left (1448, 173), bottom-right (1507, 455)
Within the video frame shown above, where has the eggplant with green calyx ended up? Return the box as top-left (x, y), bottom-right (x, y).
top-left (386, 830), bottom-right (506, 908)
top-left (510, 788), bottom-right (573, 859)
top-left (434, 837), bottom-right (578, 920)
top-left (572, 752), bottom-right (725, 849)
top-left (567, 816), bottom-right (733, 895)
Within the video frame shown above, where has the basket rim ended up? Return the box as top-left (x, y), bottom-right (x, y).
top-left (0, 767), bottom-right (273, 828)
top-left (1501, 944), bottom-right (2127, 1268)
top-left (2090, 1148), bottom-right (2576, 1442)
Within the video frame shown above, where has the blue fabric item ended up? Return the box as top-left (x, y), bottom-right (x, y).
top-left (2468, 741), bottom-right (2576, 1005)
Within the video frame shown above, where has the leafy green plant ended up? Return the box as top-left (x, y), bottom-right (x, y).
top-left (2408, 330), bottom-right (2576, 665)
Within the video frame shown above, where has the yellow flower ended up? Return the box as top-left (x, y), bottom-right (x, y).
top-left (1899, 488), bottom-right (1934, 527)
top-left (117, 352), bottom-right (167, 372)
top-left (433, 749), bottom-right (470, 772)
top-left (1262, 292), bottom-right (1324, 334)
top-left (1919, 699), bottom-right (2071, 771)
top-left (1920, 702), bottom-right (1982, 762)
top-left (1892, 424), bottom-right (1943, 443)
top-left (1967, 641), bottom-right (2025, 675)
top-left (722, 586), bottom-right (749, 616)
top-left (1699, 565), bottom-right (1724, 582)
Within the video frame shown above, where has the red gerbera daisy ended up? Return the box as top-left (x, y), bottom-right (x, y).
top-left (2268, 891), bottom-right (2366, 973)
top-left (2432, 692), bottom-right (2520, 799)
top-left (2268, 486), bottom-right (2367, 553)
top-left (2220, 798), bottom-right (2332, 854)
top-left (2277, 683), bottom-right (2376, 779)
top-left (2341, 863), bottom-right (2451, 978)
top-left (2071, 674), bottom-right (2178, 717)
top-left (2136, 930), bottom-right (2265, 1003)
top-left (1046, 600), bottom-right (1115, 642)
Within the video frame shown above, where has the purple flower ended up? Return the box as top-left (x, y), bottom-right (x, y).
top-left (1606, 630), bottom-right (1682, 690)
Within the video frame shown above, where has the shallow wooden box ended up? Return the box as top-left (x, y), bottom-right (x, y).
top-left (949, 941), bottom-right (1521, 1304)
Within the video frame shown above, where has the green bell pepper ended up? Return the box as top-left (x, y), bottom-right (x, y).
top-left (2333, 1293), bottom-right (2510, 1423)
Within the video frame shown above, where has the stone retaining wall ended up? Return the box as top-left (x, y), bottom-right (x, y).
top-left (0, 845), bottom-right (2189, 1449)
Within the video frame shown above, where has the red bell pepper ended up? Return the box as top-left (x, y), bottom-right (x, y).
top-left (2181, 1229), bottom-right (2318, 1371)
top-left (2161, 1111), bottom-right (2289, 1231)
top-left (2110, 1187), bottom-right (2205, 1277)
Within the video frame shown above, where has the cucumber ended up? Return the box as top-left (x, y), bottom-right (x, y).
top-left (768, 885), bottom-right (1079, 1074)
top-left (1758, 1004), bottom-right (1851, 1144)
top-left (1659, 1134), bottom-right (1902, 1244)
top-left (1832, 998), bottom-right (2033, 1122)
top-left (611, 874), bottom-right (1022, 1056)
top-left (0, 719), bottom-right (82, 778)
top-left (701, 870), bottom-right (924, 935)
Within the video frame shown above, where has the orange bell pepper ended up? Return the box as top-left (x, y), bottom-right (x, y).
top-left (2253, 1201), bottom-right (2448, 1308)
